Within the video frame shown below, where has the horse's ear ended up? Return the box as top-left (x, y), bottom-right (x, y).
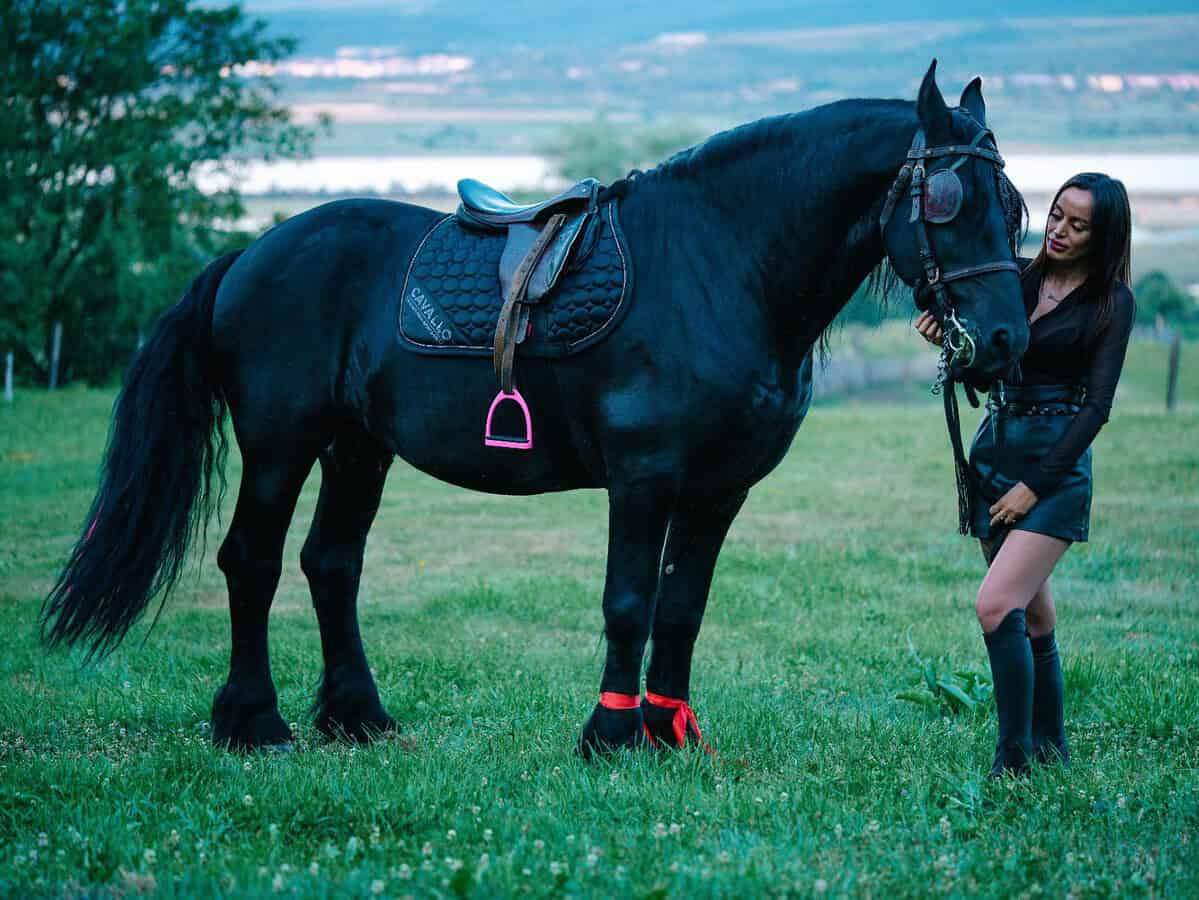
top-left (916, 60), bottom-right (951, 137)
top-left (959, 76), bottom-right (986, 126)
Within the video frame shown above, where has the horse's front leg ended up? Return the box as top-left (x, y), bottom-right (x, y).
top-left (643, 491), bottom-right (747, 748)
top-left (577, 478), bottom-right (675, 759)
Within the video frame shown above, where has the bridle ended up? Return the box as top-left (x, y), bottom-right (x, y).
top-left (880, 123), bottom-right (1021, 370)
top-left (880, 119), bottom-right (1022, 535)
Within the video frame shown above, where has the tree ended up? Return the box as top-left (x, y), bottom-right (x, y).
top-left (0, 0), bottom-right (314, 384)
top-left (1134, 270), bottom-right (1195, 326)
top-left (543, 118), bottom-right (704, 185)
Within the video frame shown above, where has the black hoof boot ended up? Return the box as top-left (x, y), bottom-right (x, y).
top-left (313, 667), bottom-right (398, 743)
top-left (577, 703), bottom-right (647, 760)
top-left (212, 681), bottom-right (293, 751)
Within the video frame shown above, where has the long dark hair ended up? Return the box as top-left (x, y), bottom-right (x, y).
top-left (1023, 172), bottom-right (1132, 330)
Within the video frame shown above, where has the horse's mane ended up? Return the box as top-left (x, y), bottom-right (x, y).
top-left (600, 100), bottom-right (1029, 360)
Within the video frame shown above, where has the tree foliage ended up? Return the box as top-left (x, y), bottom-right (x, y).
top-left (1134, 270), bottom-right (1196, 326)
top-left (542, 118), bottom-right (704, 185)
top-left (0, 0), bottom-right (313, 384)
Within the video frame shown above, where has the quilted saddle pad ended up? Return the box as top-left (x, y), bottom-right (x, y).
top-left (398, 201), bottom-right (632, 358)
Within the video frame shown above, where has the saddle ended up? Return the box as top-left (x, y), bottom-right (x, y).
top-left (454, 177), bottom-right (602, 449)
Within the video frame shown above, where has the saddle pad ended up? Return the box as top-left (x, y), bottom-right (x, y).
top-left (398, 201), bottom-right (631, 358)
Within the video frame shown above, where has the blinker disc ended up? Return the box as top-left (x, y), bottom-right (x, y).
top-left (923, 170), bottom-right (964, 224)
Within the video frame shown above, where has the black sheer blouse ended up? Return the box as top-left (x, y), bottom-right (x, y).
top-left (1007, 258), bottom-right (1136, 497)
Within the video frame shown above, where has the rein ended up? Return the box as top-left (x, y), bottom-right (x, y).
top-left (880, 122), bottom-right (1020, 534)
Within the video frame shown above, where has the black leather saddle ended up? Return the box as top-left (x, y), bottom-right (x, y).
top-left (455, 178), bottom-right (601, 326)
top-left (457, 177), bottom-right (599, 228)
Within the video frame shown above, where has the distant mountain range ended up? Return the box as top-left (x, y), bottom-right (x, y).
top-left (232, 1), bottom-right (1199, 155)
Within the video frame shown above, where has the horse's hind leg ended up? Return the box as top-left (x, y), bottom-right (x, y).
top-left (643, 492), bottom-right (747, 747)
top-left (212, 449), bottom-right (318, 750)
top-left (301, 427), bottom-right (396, 742)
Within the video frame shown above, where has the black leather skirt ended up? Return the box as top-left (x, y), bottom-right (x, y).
top-left (968, 383), bottom-right (1092, 543)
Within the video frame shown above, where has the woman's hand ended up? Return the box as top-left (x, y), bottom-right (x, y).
top-left (914, 311), bottom-right (943, 346)
top-left (989, 482), bottom-right (1039, 528)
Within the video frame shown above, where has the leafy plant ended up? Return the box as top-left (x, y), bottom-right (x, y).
top-left (895, 628), bottom-right (992, 716)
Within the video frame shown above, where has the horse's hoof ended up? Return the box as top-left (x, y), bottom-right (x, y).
top-left (641, 696), bottom-right (709, 751)
top-left (577, 703), bottom-right (648, 761)
top-left (313, 667), bottom-right (397, 743)
top-left (211, 682), bottom-right (293, 751)
top-left (315, 712), bottom-right (399, 744)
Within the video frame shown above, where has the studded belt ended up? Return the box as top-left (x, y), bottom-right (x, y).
top-left (988, 401), bottom-right (1082, 417)
top-left (986, 382), bottom-right (1084, 417)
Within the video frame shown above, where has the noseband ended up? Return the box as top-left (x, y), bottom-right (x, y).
top-left (880, 124), bottom-right (1021, 369)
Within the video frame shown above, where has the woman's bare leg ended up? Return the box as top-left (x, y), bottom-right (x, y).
top-left (975, 531), bottom-right (1070, 632)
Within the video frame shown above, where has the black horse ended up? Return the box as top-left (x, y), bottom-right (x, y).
top-left (43, 63), bottom-right (1029, 754)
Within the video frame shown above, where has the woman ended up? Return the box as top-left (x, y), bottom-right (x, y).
top-left (915, 172), bottom-right (1136, 776)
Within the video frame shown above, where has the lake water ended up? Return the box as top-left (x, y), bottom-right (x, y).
top-left (199, 153), bottom-right (1199, 196)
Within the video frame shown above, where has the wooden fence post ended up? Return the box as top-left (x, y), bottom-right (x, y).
top-left (1166, 332), bottom-right (1181, 413)
top-left (4, 352), bottom-right (12, 404)
top-left (48, 321), bottom-right (63, 391)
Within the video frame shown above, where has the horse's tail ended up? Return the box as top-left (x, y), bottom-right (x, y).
top-left (41, 250), bottom-right (244, 660)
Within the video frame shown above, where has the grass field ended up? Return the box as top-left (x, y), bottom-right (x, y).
top-left (1, 342), bottom-right (1197, 898)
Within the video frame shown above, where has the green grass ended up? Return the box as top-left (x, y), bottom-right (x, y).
top-left (1, 344), bottom-right (1197, 898)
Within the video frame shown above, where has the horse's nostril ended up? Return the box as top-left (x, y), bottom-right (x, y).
top-left (991, 327), bottom-right (1012, 354)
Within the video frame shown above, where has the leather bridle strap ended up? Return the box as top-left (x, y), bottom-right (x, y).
top-left (934, 261), bottom-right (1023, 284)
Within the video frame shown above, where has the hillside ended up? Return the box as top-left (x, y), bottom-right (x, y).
top-left (237, 3), bottom-right (1199, 154)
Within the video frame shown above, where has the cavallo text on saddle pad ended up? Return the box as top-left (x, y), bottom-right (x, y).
top-left (397, 202), bottom-right (632, 358)
top-left (404, 282), bottom-right (458, 345)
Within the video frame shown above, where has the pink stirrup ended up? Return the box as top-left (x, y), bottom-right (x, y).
top-left (483, 388), bottom-right (533, 450)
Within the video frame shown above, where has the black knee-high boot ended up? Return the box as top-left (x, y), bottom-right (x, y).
top-left (1030, 630), bottom-right (1069, 764)
top-left (983, 608), bottom-right (1034, 777)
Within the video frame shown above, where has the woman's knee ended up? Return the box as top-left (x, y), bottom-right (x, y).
top-left (974, 586), bottom-right (1019, 633)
